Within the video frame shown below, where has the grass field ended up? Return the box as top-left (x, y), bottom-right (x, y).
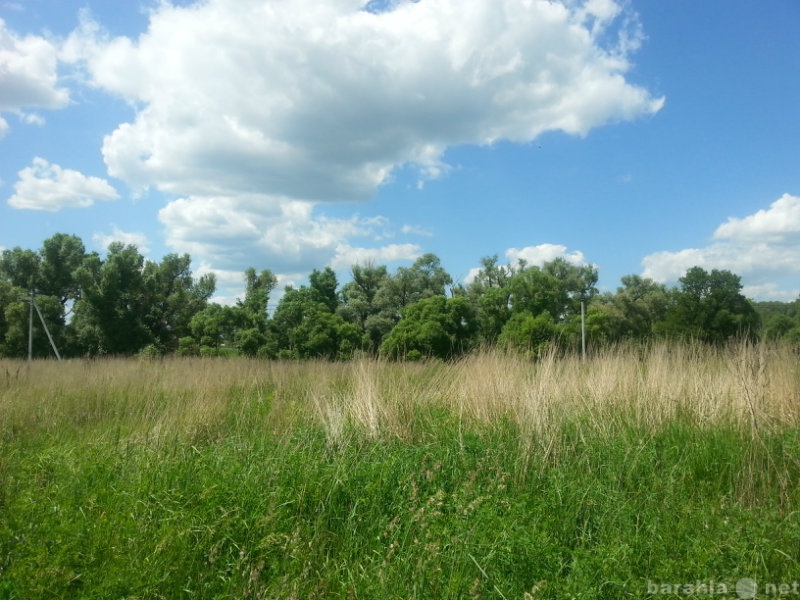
top-left (1, 342), bottom-right (799, 599)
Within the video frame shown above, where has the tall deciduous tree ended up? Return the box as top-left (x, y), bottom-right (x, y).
top-left (507, 267), bottom-right (566, 320)
top-left (659, 266), bottom-right (759, 343)
top-left (308, 267), bottom-right (339, 313)
top-left (361, 253), bottom-right (453, 349)
top-left (338, 263), bottom-right (389, 353)
top-left (608, 274), bottom-right (670, 340)
top-left (142, 253), bottom-right (216, 351)
top-left (188, 303), bottom-right (239, 354)
top-left (380, 295), bottom-right (476, 360)
top-left (73, 243), bottom-right (151, 355)
top-left (466, 255), bottom-right (514, 345)
top-left (374, 253), bottom-right (453, 319)
top-left (497, 311), bottom-right (557, 357)
top-left (0, 247), bottom-right (41, 291)
top-left (229, 267), bottom-right (278, 356)
top-left (39, 233), bottom-right (86, 308)
top-left (238, 267), bottom-right (277, 330)
top-left (0, 235), bottom-right (89, 357)
top-left (271, 281), bottom-right (358, 360)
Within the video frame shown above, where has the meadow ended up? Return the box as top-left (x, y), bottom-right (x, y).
top-left (1, 342), bottom-right (799, 599)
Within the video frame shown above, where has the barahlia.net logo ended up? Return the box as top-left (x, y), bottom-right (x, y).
top-left (647, 578), bottom-right (799, 598)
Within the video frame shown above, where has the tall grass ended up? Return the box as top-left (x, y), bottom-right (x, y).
top-left (1, 342), bottom-right (799, 598)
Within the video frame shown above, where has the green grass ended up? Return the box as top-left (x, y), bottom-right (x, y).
top-left (1, 348), bottom-right (799, 598)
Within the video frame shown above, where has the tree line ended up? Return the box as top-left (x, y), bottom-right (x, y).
top-left (1, 233), bottom-right (795, 360)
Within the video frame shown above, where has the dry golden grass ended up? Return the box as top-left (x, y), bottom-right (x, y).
top-left (443, 344), bottom-right (769, 439)
top-left (2, 341), bottom-right (799, 446)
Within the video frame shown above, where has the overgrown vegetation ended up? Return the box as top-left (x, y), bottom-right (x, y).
top-left (1, 342), bottom-right (799, 598)
top-left (3, 233), bottom-right (795, 360)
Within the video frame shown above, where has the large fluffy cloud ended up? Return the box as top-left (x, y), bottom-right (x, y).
top-left (68, 0), bottom-right (662, 199)
top-left (642, 193), bottom-right (800, 300)
top-left (63, 0), bottom-right (662, 278)
top-left (7, 157), bottom-right (119, 211)
top-left (713, 193), bottom-right (800, 243)
top-left (0, 18), bottom-right (68, 136)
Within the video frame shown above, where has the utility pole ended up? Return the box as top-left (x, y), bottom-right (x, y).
top-left (580, 295), bottom-right (586, 362)
top-left (25, 290), bottom-right (62, 361)
top-left (28, 289), bottom-right (33, 362)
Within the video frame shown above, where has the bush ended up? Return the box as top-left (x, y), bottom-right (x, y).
top-left (137, 343), bottom-right (164, 361)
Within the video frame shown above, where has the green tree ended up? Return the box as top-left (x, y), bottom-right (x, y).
top-left (237, 267), bottom-right (278, 331)
top-left (227, 267), bottom-right (279, 357)
top-left (0, 250), bottom-right (43, 357)
top-left (337, 254), bottom-right (453, 354)
top-left (1, 294), bottom-right (63, 358)
top-left (0, 280), bottom-right (16, 356)
top-left (611, 275), bottom-right (670, 339)
top-left (290, 308), bottom-right (361, 360)
top-left (761, 313), bottom-right (797, 340)
top-left (271, 283), bottom-right (359, 360)
top-left (497, 311), bottom-right (557, 357)
top-left (494, 258), bottom-right (599, 353)
top-left (507, 267), bottom-right (567, 320)
top-left (338, 263), bottom-right (389, 353)
top-left (0, 236), bottom-right (89, 357)
top-left (0, 247), bottom-right (41, 291)
top-left (142, 253), bottom-right (216, 351)
top-left (754, 298), bottom-right (799, 341)
top-left (465, 255), bottom-right (514, 345)
top-left (542, 257), bottom-right (599, 317)
top-left (38, 233), bottom-right (86, 308)
top-left (190, 303), bottom-right (240, 354)
top-left (308, 267), bottom-right (339, 313)
top-left (658, 266), bottom-right (759, 343)
top-left (271, 287), bottom-right (314, 356)
top-left (373, 253), bottom-right (453, 320)
top-left (72, 243), bottom-right (151, 355)
top-left (380, 295), bottom-right (476, 360)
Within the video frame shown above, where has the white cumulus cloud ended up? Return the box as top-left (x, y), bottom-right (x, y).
top-left (68, 0), bottom-right (662, 201)
top-left (465, 243), bottom-right (588, 283)
top-left (0, 18), bottom-right (69, 132)
top-left (158, 194), bottom-right (416, 274)
top-left (63, 0), bottom-right (662, 278)
top-left (642, 193), bottom-right (800, 300)
top-left (713, 193), bottom-right (800, 243)
top-left (506, 244), bottom-right (587, 267)
top-left (6, 157), bottom-right (119, 211)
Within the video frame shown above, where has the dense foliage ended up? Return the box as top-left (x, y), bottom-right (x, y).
top-left (0, 232), bottom-right (788, 359)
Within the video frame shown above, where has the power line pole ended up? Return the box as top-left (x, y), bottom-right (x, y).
top-left (28, 289), bottom-right (33, 362)
top-left (25, 290), bottom-right (62, 361)
top-left (580, 296), bottom-right (586, 362)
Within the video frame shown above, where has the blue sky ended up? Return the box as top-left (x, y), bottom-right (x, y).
top-left (1, 0), bottom-right (799, 304)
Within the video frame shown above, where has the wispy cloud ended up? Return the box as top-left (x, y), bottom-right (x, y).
top-left (401, 224), bottom-right (434, 237)
top-left (330, 243), bottom-right (421, 270)
top-left (92, 226), bottom-right (150, 254)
